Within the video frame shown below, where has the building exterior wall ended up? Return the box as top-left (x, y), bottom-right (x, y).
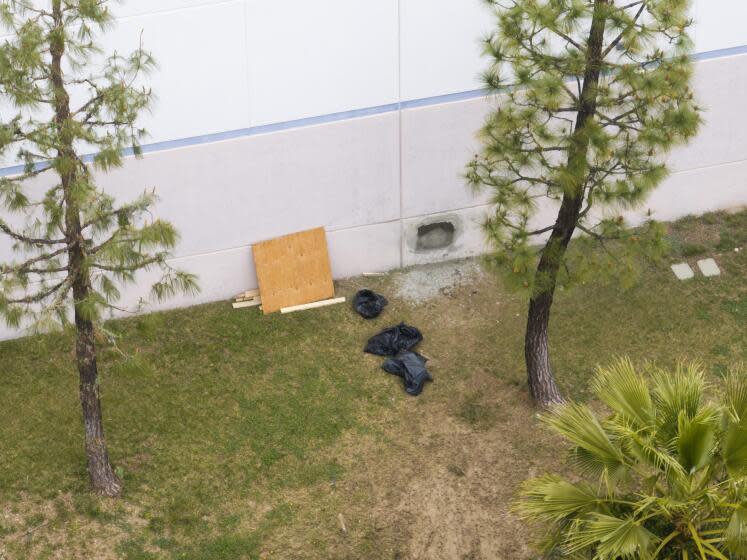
top-left (0, 1), bottom-right (746, 339)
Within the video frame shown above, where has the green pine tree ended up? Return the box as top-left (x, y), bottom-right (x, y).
top-left (467, 0), bottom-right (702, 406)
top-left (0, 0), bottom-right (198, 496)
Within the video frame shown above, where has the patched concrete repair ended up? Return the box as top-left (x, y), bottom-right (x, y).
top-left (394, 259), bottom-right (484, 304)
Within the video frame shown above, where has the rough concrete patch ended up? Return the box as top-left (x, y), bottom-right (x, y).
top-left (394, 259), bottom-right (484, 304)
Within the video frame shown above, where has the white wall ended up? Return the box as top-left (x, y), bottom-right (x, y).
top-left (694, 0), bottom-right (747, 53)
top-left (0, 1), bottom-right (746, 340)
top-left (1, 0), bottom-right (744, 163)
top-left (107, 0), bottom-right (747, 141)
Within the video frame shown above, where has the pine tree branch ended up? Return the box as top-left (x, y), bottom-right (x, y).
top-left (10, 1), bottom-right (51, 16)
top-left (2, 162), bottom-right (56, 181)
top-left (578, 186), bottom-right (597, 221)
top-left (502, 158), bottom-right (558, 188)
top-left (552, 29), bottom-right (583, 52)
top-left (89, 255), bottom-right (165, 273)
top-left (0, 220), bottom-right (66, 246)
top-left (4, 276), bottom-right (71, 304)
top-left (85, 120), bottom-right (133, 128)
top-left (585, 161), bottom-right (626, 194)
top-left (602, 3), bottom-right (647, 59)
top-left (576, 223), bottom-right (623, 244)
top-left (1, 246), bottom-right (69, 275)
top-left (9, 264), bottom-right (68, 274)
top-left (595, 107), bottom-right (641, 128)
top-left (527, 224), bottom-right (557, 236)
top-left (73, 81), bottom-right (105, 120)
top-left (614, 1), bottom-right (644, 10)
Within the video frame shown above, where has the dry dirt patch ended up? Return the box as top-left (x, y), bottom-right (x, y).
top-left (260, 265), bottom-right (565, 559)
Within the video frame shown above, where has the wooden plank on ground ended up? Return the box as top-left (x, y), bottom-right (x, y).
top-left (232, 298), bottom-right (262, 309)
top-left (280, 297), bottom-right (346, 314)
top-left (252, 227), bottom-right (335, 314)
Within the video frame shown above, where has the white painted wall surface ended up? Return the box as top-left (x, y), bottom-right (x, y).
top-left (247, 0), bottom-right (400, 125)
top-left (1, 0), bottom-right (744, 158)
top-left (399, 0), bottom-right (491, 100)
top-left (5, 0), bottom-right (747, 155)
top-left (694, 0), bottom-right (747, 53)
top-left (104, 0), bottom-right (746, 140)
top-left (0, 1), bottom-right (746, 341)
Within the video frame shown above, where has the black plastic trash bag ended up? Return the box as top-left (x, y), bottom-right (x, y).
top-left (353, 289), bottom-right (388, 319)
top-left (364, 323), bottom-right (423, 356)
top-left (382, 351), bottom-right (432, 396)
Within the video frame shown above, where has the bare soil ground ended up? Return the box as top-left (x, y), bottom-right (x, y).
top-left (255, 266), bottom-right (567, 560)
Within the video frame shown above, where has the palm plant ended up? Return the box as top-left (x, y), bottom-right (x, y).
top-left (517, 359), bottom-right (747, 559)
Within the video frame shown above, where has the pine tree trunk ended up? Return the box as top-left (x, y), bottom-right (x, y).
top-left (525, 292), bottom-right (563, 405)
top-left (50, 0), bottom-right (121, 496)
top-left (525, 195), bottom-right (582, 407)
top-left (524, 0), bottom-right (609, 407)
top-left (74, 294), bottom-right (122, 497)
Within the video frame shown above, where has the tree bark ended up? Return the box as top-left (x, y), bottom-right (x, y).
top-left (525, 0), bottom-right (609, 407)
top-left (73, 300), bottom-right (122, 497)
top-left (51, 0), bottom-right (121, 496)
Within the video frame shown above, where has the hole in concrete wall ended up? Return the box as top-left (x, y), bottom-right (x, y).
top-left (416, 221), bottom-right (456, 251)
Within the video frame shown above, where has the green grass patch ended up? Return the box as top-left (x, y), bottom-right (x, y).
top-left (680, 242), bottom-right (709, 257)
top-left (1, 210), bottom-right (745, 559)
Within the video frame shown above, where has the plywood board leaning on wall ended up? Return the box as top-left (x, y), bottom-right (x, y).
top-left (252, 227), bottom-right (335, 314)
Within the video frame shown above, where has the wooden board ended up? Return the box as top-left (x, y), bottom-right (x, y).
top-left (280, 297), bottom-right (346, 314)
top-left (252, 227), bottom-right (335, 314)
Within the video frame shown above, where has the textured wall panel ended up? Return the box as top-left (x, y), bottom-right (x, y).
top-left (96, 112), bottom-right (401, 259)
top-left (694, 0), bottom-right (747, 53)
top-left (401, 96), bottom-right (493, 218)
top-left (102, 1), bottom-right (251, 145)
top-left (246, 0), bottom-right (398, 126)
top-left (400, 0), bottom-right (491, 100)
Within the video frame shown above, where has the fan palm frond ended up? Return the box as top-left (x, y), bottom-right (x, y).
top-left (724, 365), bottom-right (747, 424)
top-left (723, 366), bottom-right (747, 423)
top-left (563, 513), bottom-right (658, 559)
top-left (725, 503), bottom-right (747, 557)
top-left (676, 405), bottom-right (720, 475)
top-left (593, 357), bottom-right (654, 430)
top-left (542, 403), bottom-right (626, 477)
top-left (723, 420), bottom-right (747, 480)
top-left (517, 474), bottom-right (602, 522)
top-left (517, 359), bottom-right (747, 559)
top-left (650, 363), bottom-right (705, 445)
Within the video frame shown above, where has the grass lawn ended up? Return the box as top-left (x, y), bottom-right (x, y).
top-left (1, 210), bottom-right (745, 559)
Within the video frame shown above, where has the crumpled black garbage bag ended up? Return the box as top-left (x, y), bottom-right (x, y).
top-left (382, 351), bottom-right (432, 396)
top-left (364, 323), bottom-right (423, 356)
top-left (353, 289), bottom-right (388, 319)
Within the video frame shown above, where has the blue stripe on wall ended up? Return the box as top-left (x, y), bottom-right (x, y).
top-left (1, 44), bottom-right (745, 177)
top-left (694, 44), bottom-right (747, 61)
